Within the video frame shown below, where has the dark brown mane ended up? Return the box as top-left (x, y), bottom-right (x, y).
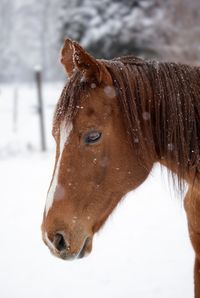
top-left (55, 56), bottom-right (200, 188)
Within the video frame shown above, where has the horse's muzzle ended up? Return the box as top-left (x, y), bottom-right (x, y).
top-left (43, 231), bottom-right (92, 260)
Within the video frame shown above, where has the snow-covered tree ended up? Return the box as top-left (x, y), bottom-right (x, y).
top-left (60, 0), bottom-right (162, 59)
top-left (1, 0), bottom-right (200, 82)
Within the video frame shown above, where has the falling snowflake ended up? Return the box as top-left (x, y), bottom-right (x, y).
top-left (104, 86), bottom-right (116, 98)
top-left (91, 83), bottom-right (97, 89)
top-left (167, 143), bottom-right (174, 151)
top-left (142, 112), bottom-right (150, 120)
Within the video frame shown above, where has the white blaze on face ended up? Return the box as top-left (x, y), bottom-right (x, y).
top-left (45, 121), bottom-right (73, 216)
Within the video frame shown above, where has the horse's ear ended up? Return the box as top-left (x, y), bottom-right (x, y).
top-left (60, 39), bottom-right (75, 78)
top-left (61, 39), bottom-right (112, 84)
top-left (73, 41), bottom-right (112, 84)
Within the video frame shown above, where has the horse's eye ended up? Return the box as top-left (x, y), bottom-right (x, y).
top-left (84, 131), bottom-right (102, 144)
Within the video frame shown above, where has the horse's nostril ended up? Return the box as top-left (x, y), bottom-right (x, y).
top-left (53, 233), bottom-right (67, 252)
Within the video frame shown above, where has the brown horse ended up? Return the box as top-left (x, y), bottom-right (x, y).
top-left (41, 39), bottom-right (200, 297)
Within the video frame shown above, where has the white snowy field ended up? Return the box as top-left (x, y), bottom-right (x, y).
top-left (0, 84), bottom-right (195, 298)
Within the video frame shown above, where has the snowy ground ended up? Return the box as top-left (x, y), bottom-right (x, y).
top-left (0, 84), bottom-right (194, 298)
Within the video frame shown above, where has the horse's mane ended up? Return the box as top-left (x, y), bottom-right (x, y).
top-left (55, 55), bottom-right (200, 189)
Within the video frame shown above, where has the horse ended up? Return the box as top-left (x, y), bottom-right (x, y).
top-left (41, 39), bottom-right (200, 297)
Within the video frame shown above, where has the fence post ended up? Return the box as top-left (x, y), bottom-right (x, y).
top-left (35, 67), bottom-right (47, 151)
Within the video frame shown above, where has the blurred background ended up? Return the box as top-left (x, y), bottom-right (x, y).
top-left (0, 0), bottom-right (198, 297)
top-left (1, 0), bottom-right (200, 83)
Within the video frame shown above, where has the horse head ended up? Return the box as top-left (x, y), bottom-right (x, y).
top-left (41, 39), bottom-right (153, 260)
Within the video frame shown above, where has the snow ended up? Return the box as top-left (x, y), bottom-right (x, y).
top-left (1, 1), bottom-right (200, 82)
top-left (0, 84), bottom-right (194, 298)
top-left (142, 111), bottom-right (150, 120)
top-left (104, 86), bottom-right (116, 98)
